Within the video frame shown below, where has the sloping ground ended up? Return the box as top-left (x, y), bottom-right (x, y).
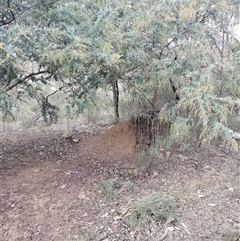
top-left (75, 120), bottom-right (136, 162)
top-left (0, 121), bottom-right (240, 241)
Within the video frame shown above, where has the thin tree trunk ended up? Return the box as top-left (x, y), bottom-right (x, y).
top-left (169, 78), bottom-right (180, 101)
top-left (112, 79), bottom-right (119, 123)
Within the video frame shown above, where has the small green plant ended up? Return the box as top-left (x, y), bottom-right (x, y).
top-left (101, 178), bottom-right (137, 201)
top-left (120, 180), bottom-right (138, 193)
top-left (134, 117), bottom-right (192, 174)
top-left (101, 178), bottom-right (121, 202)
top-left (134, 145), bottom-right (162, 174)
top-left (222, 231), bottom-right (240, 241)
top-left (86, 229), bottom-right (99, 241)
top-left (130, 193), bottom-right (176, 230)
top-left (160, 117), bottom-right (191, 150)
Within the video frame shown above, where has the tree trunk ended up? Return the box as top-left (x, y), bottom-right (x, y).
top-left (112, 79), bottom-right (119, 123)
top-left (169, 78), bottom-right (180, 101)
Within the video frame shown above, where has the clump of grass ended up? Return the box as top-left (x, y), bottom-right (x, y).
top-left (134, 118), bottom-right (192, 175)
top-left (134, 145), bottom-right (162, 175)
top-left (222, 231), bottom-right (240, 241)
top-left (121, 180), bottom-right (137, 192)
top-left (101, 178), bottom-right (122, 202)
top-left (130, 193), bottom-right (176, 230)
top-left (86, 229), bottom-right (99, 241)
top-left (101, 178), bottom-right (138, 201)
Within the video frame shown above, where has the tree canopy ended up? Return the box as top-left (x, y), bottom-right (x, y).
top-left (1, 0), bottom-right (240, 148)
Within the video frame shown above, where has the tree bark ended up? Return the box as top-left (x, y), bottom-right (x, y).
top-left (112, 79), bottom-right (119, 123)
top-left (169, 78), bottom-right (180, 101)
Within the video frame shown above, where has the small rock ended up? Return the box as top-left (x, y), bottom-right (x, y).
top-left (102, 213), bottom-right (108, 217)
top-left (208, 203), bottom-right (217, 207)
top-left (120, 208), bottom-right (129, 216)
top-left (152, 170), bottom-right (159, 177)
top-left (78, 190), bottom-right (86, 199)
top-left (113, 215), bottom-right (122, 221)
top-left (64, 171), bottom-right (71, 175)
top-left (72, 139), bottom-right (79, 143)
top-left (10, 203), bottom-right (15, 208)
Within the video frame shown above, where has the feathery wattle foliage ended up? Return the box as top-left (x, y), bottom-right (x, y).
top-left (0, 0), bottom-right (239, 147)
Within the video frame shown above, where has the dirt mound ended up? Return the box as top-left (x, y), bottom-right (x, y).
top-left (100, 120), bottom-right (136, 158)
top-left (77, 120), bottom-right (136, 161)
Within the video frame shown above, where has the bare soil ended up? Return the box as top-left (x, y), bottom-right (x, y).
top-left (0, 120), bottom-right (240, 241)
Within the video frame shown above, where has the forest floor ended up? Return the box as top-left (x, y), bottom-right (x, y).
top-left (0, 120), bottom-right (240, 241)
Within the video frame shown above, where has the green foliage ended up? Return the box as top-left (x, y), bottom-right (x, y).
top-left (0, 0), bottom-right (240, 147)
top-left (101, 177), bottom-right (137, 201)
top-left (130, 193), bottom-right (176, 230)
top-left (134, 116), bottom-right (191, 170)
top-left (101, 178), bottom-right (121, 202)
top-left (160, 117), bottom-right (191, 150)
top-left (134, 145), bottom-right (162, 174)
